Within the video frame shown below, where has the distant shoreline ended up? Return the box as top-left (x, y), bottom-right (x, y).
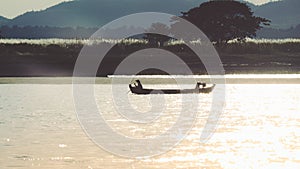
top-left (0, 40), bottom-right (299, 77)
top-left (1, 75), bottom-right (300, 84)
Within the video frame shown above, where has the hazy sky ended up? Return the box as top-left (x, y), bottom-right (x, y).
top-left (0, 0), bottom-right (276, 19)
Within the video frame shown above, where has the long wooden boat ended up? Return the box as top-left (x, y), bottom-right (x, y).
top-left (129, 80), bottom-right (215, 95)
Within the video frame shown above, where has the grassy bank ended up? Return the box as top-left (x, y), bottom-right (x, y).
top-left (0, 38), bottom-right (300, 76)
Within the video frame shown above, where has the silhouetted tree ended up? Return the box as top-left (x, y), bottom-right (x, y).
top-left (174, 0), bottom-right (270, 44)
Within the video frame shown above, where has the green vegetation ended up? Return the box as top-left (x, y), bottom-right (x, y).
top-left (0, 38), bottom-right (299, 76)
top-left (217, 39), bottom-right (300, 55)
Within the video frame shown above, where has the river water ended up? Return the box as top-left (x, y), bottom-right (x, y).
top-left (0, 75), bottom-right (299, 169)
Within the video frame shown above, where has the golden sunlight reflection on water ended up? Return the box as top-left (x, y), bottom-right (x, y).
top-left (0, 83), bottom-right (299, 169)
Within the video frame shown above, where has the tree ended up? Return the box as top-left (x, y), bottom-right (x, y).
top-left (175, 0), bottom-right (270, 44)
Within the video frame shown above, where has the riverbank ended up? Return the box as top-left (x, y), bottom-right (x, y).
top-left (0, 39), bottom-right (300, 76)
top-left (1, 75), bottom-right (300, 84)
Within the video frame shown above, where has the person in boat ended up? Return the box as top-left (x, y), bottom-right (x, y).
top-left (195, 82), bottom-right (206, 89)
top-left (133, 80), bottom-right (143, 89)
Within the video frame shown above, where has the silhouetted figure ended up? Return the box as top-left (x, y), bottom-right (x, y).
top-left (134, 80), bottom-right (143, 89)
top-left (196, 82), bottom-right (206, 89)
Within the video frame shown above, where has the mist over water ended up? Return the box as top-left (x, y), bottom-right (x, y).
top-left (0, 75), bottom-right (299, 168)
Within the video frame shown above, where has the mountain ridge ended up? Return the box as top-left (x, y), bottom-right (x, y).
top-left (254, 0), bottom-right (300, 28)
top-left (3, 0), bottom-right (207, 27)
top-left (0, 16), bottom-right (9, 25)
top-left (0, 0), bottom-right (298, 29)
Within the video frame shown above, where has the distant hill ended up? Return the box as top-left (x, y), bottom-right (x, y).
top-left (1, 0), bottom-right (300, 38)
top-left (4, 0), bottom-right (207, 28)
top-left (2, 0), bottom-right (299, 29)
top-left (257, 24), bottom-right (300, 38)
top-left (0, 16), bottom-right (9, 25)
top-left (254, 0), bottom-right (300, 29)
top-left (0, 0), bottom-right (264, 28)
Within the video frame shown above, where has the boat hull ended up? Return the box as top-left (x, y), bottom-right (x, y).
top-left (129, 84), bottom-right (215, 95)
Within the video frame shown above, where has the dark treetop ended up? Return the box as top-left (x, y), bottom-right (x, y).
top-left (178, 1), bottom-right (270, 43)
